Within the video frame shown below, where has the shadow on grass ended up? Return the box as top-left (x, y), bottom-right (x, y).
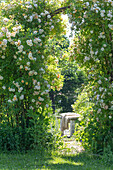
top-left (0, 150), bottom-right (112, 169)
top-left (45, 151), bottom-right (112, 170)
top-left (0, 149), bottom-right (52, 169)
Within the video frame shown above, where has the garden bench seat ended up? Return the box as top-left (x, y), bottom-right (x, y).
top-left (57, 112), bottom-right (80, 137)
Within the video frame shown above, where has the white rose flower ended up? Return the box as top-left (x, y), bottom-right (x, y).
top-left (19, 57), bottom-right (22, 61)
top-left (45, 90), bottom-right (49, 93)
top-left (97, 108), bottom-right (101, 113)
top-left (100, 13), bottom-right (105, 17)
top-left (90, 30), bottom-right (93, 34)
top-left (18, 45), bottom-right (23, 52)
top-left (20, 95), bottom-right (24, 100)
top-left (0, 32), bottom-right (4, 37)
top-left (97, 94), bottom-right (100, 100)
top-left (98, 80), bottom-right (102, 84)
top-left (30, 16), bottom-right (33, 21)
top-left (33, 38), bottom-right (41, 43)
top-left (41, 34), bottom-right (45, 37)
top-left (12, 27), bottom-right (18, 32)
top-left (1, 55), bottom-right (5, 59)
top-left (2, 86), bottom-right (6, 90)
top-left (28, 52), bottom-right (34, 60)
top-left (40, 68), bottom-right (45, 72)
top-left (86, 2), bottom-right (89, 6)
top-left (47, 15), bottom-right (51, 18)
top-left (108, 24), bottom-right (113, 30)
top-left (46, 104), bottom-right (49, 108)
top-left (26, 5), bottom-right (32, 9)
top-left (29, 106), bottom-right (34, 110)
top-left (24, 15), bottom-right (27, 19)
top-left (25, 66), bottom-right (30, 71)
top-left (15, 40), bottom-right (21, 46)
top-left (27, 62), bottom-right (30, 66)
top-left (20, 65), bottom-right (23, 69)
top-left (34, 4), bottom-right (37, 8)
top-left (2, 39), bottom-right (7, 45)
top-left (1, 27), bottom-right (7, 32)
top-left (15, 82), bottom-right (19, 88)
top-left (33, 79), bottom-right (37, 85)
top-left (109, 116), bottom-right (112, 119)
top-left (39, 29), bottom-right (44, 34)
top-left (47, 84), bottom-right (50, 88)
top-left (3, 18), bottom-right (9, 23)
top-left (29, 71), bottom-right (34, 76)
top-left (38, 19), bottom-right (41, 23)
top-left (39, 97), bottom-right (44, 101)
top-left (45, 10), bottom-right (49, 15)
top-left (32, 99), bottom-right (35, 103)
top-left (41, 12), bottom-right (44, 16)
top-left (26, 40), bottom-right (33, 46)
top-left (9, 88), bottom-right (15, 92)
top-left (101, 47), bottom-right (104, 51)
top-left (13, 55), bottom-right (17, 59)
top-left (34, 85), bottom-right (40, 90)
top-left (23, 51), bottom-right (26, 54)
top-left (33, 31), bottom-right (37, 34)
top-left (6, 32), bottom-right (11, 38)
top-left (34, 72), bottom-right (37, 75)
top-left (13, 95), bottom-right (18, 101)
top-left (8, 99), bottom-right (12, 103)
top-left (103, 44), bottom-right (107, 47)
top-left (0, 75), bottom-right (3, 80)
top-left (11, 32), bottom-right (16, 37)
top-left (51, 25), bottom-right (54, 29)
top-left (18, 87), bottom-right (23, 92)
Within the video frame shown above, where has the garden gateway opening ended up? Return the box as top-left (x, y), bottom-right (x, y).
top-left (0, 0), bottom-right (113, 154)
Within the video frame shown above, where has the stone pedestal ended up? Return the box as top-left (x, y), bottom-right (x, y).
top-left (70, 120), bottom-right (75, 137)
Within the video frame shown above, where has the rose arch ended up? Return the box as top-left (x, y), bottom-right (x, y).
top-left (0, 0), bottom-right (113, 153)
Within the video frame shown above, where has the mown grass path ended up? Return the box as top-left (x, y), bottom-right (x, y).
top-left (0, 138), bottom-right (113, 170)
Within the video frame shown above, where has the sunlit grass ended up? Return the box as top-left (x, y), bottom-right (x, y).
top-left (0, 149), bottom-right (113, 170)
top-left (48, 156), bottom-right (84, 166)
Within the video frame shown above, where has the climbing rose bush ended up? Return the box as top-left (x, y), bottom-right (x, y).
top-left (0, 0), bottom-right (64, 151)
top-left (67, 0), bottom-right (113, 153)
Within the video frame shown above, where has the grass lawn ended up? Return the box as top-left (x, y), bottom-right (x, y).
top-left (0, 147), bottom-right (113, 170)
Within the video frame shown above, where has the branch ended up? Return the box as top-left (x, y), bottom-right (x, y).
top-left (51, 5), bottom-right (70, 17)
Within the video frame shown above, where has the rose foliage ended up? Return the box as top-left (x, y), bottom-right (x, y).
top-left (0, 0), bottom-right (65, 151)
top-left (68, 0), bottom-right (113, 153)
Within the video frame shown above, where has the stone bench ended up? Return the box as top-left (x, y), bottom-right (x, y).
top-left (57, 112), bottom-right (80, 137)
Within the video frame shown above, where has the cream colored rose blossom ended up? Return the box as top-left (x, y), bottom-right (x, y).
top-left (0, 75), bottom-right (3, 80)
top-left (2, 39), bottom-right (7, 45)
top-left (3, 18), bottom-right (9, 23)
top-left (13, 95), bottom-right (18, 101)
top-left (26, 40), bottom-right (33, 46)
top-left (2, 86), bottom-right (6, 90)
top-left (20, 95), bottom-right (24, 100)
top-left (1, 55), bottom-right (5, 59)
top-left (8, 99), bottom-right (12, 103)
top-left (28, 52), bottom-right (34, 60)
